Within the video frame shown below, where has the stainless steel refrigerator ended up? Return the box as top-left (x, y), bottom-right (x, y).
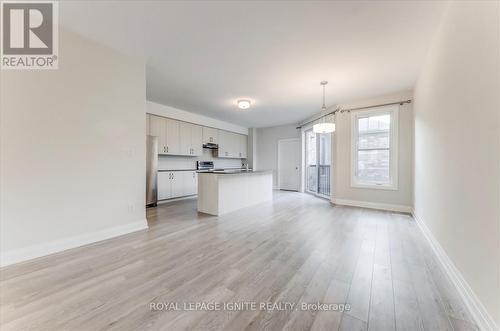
top-left (146, 135), bottom-right (158, 207)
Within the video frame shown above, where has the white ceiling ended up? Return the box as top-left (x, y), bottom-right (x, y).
top-left (60, 1), bottom-right (447, 128)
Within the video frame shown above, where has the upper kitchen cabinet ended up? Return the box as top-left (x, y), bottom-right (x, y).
top-left (179, 122), bottom-right (203, 156)
top-left (149, 115), bottom-right (167, 153)
top-left (217, 130), bottom-right (233, 158)
top-left (217, 130), bottom-right (247, 159)
top-left (165, 118), bottom-right (180, 155)
top-left (147, 114), bottom-right (179, 155)
top-left (147, 114), bottom-right (241, 158)
top-left (238, 134), bottom-right (248, 158)
top-left (191, 124), bottom-right (203, 156)
top-left (202, 127), bottom-right (218, 144)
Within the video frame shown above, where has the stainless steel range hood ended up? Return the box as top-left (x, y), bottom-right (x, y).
top-left (202, 143), bottom-right (218, 149)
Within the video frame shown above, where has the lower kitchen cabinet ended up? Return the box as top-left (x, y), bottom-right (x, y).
top-left (157, 172), bottom-right (171, 200)
top-left (182, 171), bottom-right (198, 196)
top-left (157, 171), bottom-right (198, 200)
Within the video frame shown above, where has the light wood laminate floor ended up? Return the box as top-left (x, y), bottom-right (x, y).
top-left (0, 192), bottom-right (478, 330)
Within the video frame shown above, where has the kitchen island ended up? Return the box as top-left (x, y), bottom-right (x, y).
top-left (197, 170), bottom-right (273, 216)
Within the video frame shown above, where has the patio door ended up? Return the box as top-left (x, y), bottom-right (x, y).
top-left (305, 129), bottom-right (332, 197)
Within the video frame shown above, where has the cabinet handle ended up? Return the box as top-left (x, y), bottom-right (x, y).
top-left (163, 146), bottom-right (166, 153)
top-left (166, 146), bottom-right (169, 153)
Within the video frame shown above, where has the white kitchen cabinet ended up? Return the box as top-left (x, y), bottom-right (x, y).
top-left (165, 118), bottom-right (180, 155)
top-left (202, 127), bottom-right (218, 144)
top-left (148, 115), bottom-right (179, 155)
top-left (149, 115), bottom-right (167, 154)
top-left (157, 171), bottom-right (171, 200)
top-left (148, 114), bottom-right (241, 158)
top-left (217, 130), bottom-right (248, 159)
top-left (182, 171), bottom-right (198, 196)
top-left (238, 134), bottom-right (247, 158)
top-left (179, 122), bottom-right (192, 155)
top-left (179, 122), bottom-right (203, 156)
top-left (157, 171), bottom-right (194, 200)
top-left (217, 130), bottom-right (233, 158)
top-left (170, 171), bottom-right (184, 198)
top-left (229, 133), bottom-right (239, 157)
top-left (191, 125), bottom-right (203, 156)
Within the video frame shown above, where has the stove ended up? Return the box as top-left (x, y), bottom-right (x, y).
top-left (197, 161), bottom-right (214, 171)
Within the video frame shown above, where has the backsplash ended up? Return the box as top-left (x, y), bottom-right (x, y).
top-left (158, 149), bottom-right (244, 170)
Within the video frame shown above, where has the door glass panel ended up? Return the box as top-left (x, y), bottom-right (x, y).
top-left (318, 133), bottom-right (331, 196)
top-left (305, 130), bottom-right (331, 197)
top-left (305, 130), bottom-right (317, 193)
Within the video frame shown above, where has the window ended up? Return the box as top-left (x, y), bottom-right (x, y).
top-left (351, 105), bottom-right (398, 189)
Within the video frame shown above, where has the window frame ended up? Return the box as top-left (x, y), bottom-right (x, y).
top-left (350, 105), bottom-right (399, 190)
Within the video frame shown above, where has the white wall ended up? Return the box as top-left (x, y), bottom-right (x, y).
top-left (331, 91), bottom-right (414, 212)
top-left (413, 1), bottom-right (499, 329)
top-left (255, 125), bottom-right (300, 188)
top-left (0, 29), bottom-right (147, 266)
top-left (147, 101), bottom-right (248, 135)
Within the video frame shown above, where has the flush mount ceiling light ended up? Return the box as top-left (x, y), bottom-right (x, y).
top-left (237, 99), bottom-right (251, 110)
top-left (313, 81), bottom-right (336, 133)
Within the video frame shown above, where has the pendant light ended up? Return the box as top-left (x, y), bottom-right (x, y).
top-left (313, 81), bottom-right (336, 133)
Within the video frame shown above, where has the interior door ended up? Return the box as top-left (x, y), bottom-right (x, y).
top-left (278, 139), bottom-right (300, 191)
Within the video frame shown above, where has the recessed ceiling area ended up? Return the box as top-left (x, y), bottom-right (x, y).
top-left (60, 1), bottom-right (447, 128)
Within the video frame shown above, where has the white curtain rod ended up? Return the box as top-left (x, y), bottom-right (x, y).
top-left (296, 99), bottom-right (412, 129)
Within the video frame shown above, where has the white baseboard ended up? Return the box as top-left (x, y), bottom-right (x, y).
top-left (413, 213), bottom-right (498, 331)
top-left (158, 195), bottom-right (197, 204)
top-left (0, 219), bottom-right (149, 268)
top-left (332, 198), bottom-right (413, 213)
